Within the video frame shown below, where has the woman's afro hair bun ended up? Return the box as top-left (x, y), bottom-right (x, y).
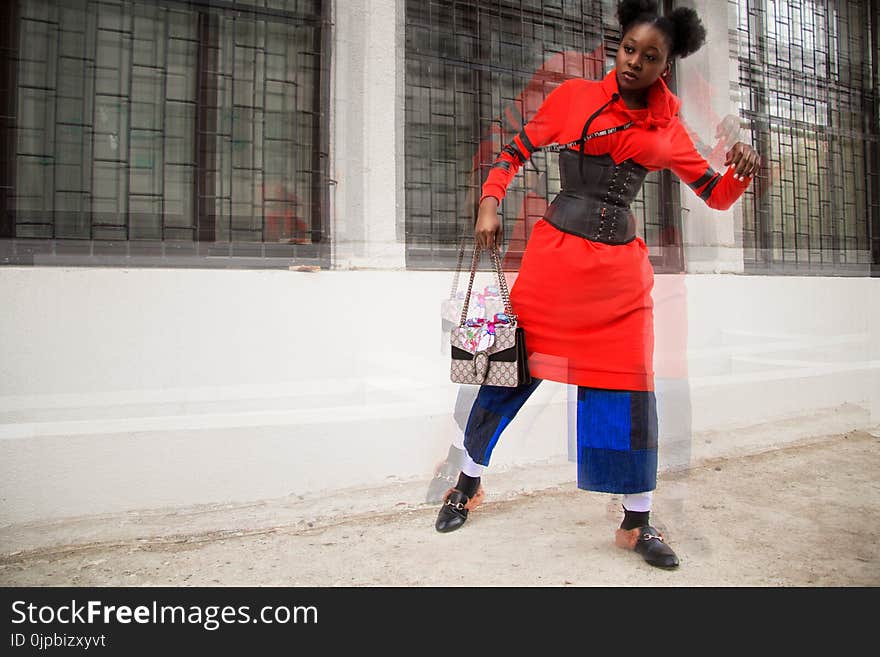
top-left (617, 0), bottom-right (659, 30)
top-left (617, 0), bottom-right (707, 59)
top-left (668, 7), bottom-right (707, 58)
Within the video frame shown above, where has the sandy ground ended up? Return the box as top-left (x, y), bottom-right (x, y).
top-left (1, 431), bottom-right (878, 587)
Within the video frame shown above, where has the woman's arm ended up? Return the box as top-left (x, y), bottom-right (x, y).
top-left (668, 120), bottom-right (760, 211)
top-left (476, 79), bottom-right (575, 248)
top-left (474, 197), bottom-right (501, 249)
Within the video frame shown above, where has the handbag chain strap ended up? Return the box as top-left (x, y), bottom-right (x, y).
top-left (458, 244), bottom-right (515, 327)
top-left (449, 238), bottom-right (467, 299)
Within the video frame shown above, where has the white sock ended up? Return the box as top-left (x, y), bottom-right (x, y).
top-left (460, 451), bottom-right (485, 477)
top-left (622, 491), bottom-right (653, 513)
top-left (451, 430), bottom-right (465, 450)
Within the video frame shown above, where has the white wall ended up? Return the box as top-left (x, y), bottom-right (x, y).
top-left (0, 267), bottom-right (876, 523)
top-left (0, 0), bottom-right (876, 526)
top-left (872, 287), bottom-right (880, 429)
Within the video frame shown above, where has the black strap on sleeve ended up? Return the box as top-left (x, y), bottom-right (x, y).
top-left (517, 129), bottom-right (536, 156)
top-left (501, 141), bottom-right (527, 164)
top-left (698, 173), bottom-right (722, 201)
top-left (688, 167), bottom-right (717, 191)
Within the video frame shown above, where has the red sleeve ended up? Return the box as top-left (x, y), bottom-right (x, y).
top-left (480, 80), bottom-right (575, 204)
top-left (668, 120), bottom-right (751, 211)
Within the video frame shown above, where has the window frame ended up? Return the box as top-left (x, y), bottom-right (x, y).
top-left (0, 0), bottom-right (332, 270)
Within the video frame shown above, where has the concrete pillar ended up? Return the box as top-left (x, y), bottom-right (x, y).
top-left (331, 0), bottom-right (406, 270)
top-left (674, 0), bottom-right (746, 273)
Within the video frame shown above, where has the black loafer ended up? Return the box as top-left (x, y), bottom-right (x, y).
top-left (616, 525), bottom-right (680, 569)
top-left (633, 526), bottom-right (680, 569)
top-left (435, 488), bottom-right (483, 533)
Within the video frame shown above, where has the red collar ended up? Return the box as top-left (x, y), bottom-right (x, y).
top-left (599, 69), bottom-right (680, 129)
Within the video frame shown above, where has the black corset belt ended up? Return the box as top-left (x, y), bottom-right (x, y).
top-left (543, 150), bottom-right (648, 245)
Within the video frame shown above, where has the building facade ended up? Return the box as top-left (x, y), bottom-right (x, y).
top-left (1, 0), bottom-right (878, 522)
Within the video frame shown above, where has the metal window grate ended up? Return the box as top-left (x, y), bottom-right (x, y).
top-left (404, 0), bottom-right (683, 272)
top-left (735, 0), bottom-right (879, 275)
top-left (1, 0), bottom-right (330, 268)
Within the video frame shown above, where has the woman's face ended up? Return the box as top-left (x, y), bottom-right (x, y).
top-left (615, 22), bottom-right (671, 93)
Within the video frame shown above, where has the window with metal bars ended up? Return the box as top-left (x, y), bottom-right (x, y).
top-left (0, 0), bottom-right (330, 268)
top-left (736, 0), bottom-right (879, 275)
top-left (403, 0), bottom-right (685, 272)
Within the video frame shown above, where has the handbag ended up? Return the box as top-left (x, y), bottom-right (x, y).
top-left (449, 244), bottom-right (531, 387)
top-left (440, 239), bottom-right (506, 353)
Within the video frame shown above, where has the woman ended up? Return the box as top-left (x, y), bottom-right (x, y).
top-left (434, 0), bottom-right (760, 570)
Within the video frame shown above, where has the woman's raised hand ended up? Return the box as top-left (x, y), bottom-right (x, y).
top-left (474, 197), bottom-right (502, 250)
top-left (714, 114), bottom-right (741, 149)
top-left (724, 142), bottom-right (761, 181)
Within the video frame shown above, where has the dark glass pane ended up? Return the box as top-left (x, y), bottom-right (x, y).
top-left (2, 0), bottom-right (329, 267)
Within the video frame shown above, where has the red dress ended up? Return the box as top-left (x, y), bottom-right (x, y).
top-left (481, 70), bottom-right (751, 391)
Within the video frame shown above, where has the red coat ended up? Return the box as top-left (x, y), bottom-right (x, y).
top-left (482, 70), bottom-right (751, 390)
top-left (482, 69), bottom-right (751, 208)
